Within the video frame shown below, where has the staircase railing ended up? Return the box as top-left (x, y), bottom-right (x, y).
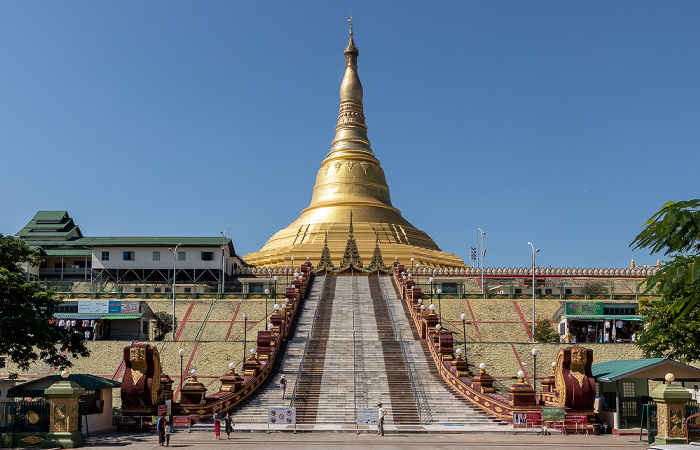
top-left (194, 297), bottom-right (216, 341)
top-left (352, 269), bottom-right (359, 434)
top-left (290, 272), bottom-right (327, 408)
top-left (378, 271), bottom-right (425, 424)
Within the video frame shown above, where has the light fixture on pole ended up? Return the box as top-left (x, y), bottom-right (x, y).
top-left (273, 276), bottom-right (278, 302)
top-left (264, 288), bottom-right (270, 321)
top-left (291, 256), bottom-right (294, 278)
top-left (285, 265), bottom-right (289, 286)
top-left (531, 348), bottom-right (539, 400)
top-left (178, 348), bottom-right (185, 399)
top-left (220, 228), bottom-right (229, 294)
top-left (168, 243), bottom-right (182, 341)
top-left (460, 313), bottom-right (468, 362)
top-left (415, 263), bottom-right (420, 285)
top-left (527, 242), bottom-right (540, 344)
top-left (476, 228), bottom-right (486, 295)
top-left (410, 257), bottom-right (414, 274)
top-left (436, 288), bottom-right (442, 326)
top-left (243, 313), bottom-right (249, 363)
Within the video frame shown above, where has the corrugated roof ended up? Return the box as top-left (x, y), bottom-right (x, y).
top-left (32, 211), bottom-right (69, 223)
top-left (100, 314), bottom-right (142, 320)
top-left (8, 374), bottom-right (120, 397)
top-left (592, 358), bottom-right (675, 382)
top-left (79, 237), bottom-right (232, 247)
top-left (42, 248), bottom-right (92, 257)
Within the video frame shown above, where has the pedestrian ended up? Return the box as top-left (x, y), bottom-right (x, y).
top-left (213, 408), bottom-right (222, 440)
top-left (156, 413), bottom-right (166, 446)
top-left (279, 375), bottom-right (287, 399)
top-left (377, 402), bottom-right (387, 436)
top-left (223, 412), bottom-right (234, 439)
top-left (164, 419), bottom-right (171, 447)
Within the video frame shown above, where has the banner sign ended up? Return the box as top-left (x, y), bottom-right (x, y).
top-left (268, 407), bottom-right (296, 425)
top-left (109, 301), bottom-right (121, 313)
top-left (512, 411), bottom-right (541, 428)
top-left (157, 405), bottom-right (168, 416)
top-left (122, 301), bottom-right (140, 313)
top-left (173, 416), bottom-right (191, 427)
top-left (357, 408), bottom-right (379, 425)
top-left (565, 414), bottom-right (588, 425)
top-left (541, 406), bottom-right (566, 422)
top-left (566, 302), bottom-right (604, 316)
top-left (78, 301), bottom-right (110, 314)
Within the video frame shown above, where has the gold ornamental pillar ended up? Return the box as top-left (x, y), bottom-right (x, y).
top-left (650, 373), bottom-right (692, 445)
top-left (43, 371), bottom-right (86, 448)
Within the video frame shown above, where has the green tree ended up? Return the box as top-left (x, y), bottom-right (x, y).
top-left (153, 311), bottom-right (174, 341)
top-left (528, 317), bottom-right (560, 343)
top-left (630, 199), bottom-right (700, 316)
top-left (0, 234), bottom-right (90, 378)
top-left (636, 297), bottom-right (700, 362)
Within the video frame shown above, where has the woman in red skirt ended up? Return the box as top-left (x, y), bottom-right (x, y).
top-left (213, 409), bottom-right (222, 439)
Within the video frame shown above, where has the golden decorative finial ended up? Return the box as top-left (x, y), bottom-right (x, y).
top-left (349, 211), bottom-right (354, 235)
top-left (347, 14), bottom-right (353, 36)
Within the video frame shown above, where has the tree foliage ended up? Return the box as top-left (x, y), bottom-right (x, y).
top-left (630, 199), bottom-right (700, 316)
top-left (153, 311), bottom-right (174, 341)
top-left (530, 317), bottom-right (560, 343)
top-left (636, 297), bottom-right (700, 363)
top-left (0, 234), bottom-right (90, 378)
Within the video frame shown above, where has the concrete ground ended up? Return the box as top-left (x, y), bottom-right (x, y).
top-left (84, 429), bottom-right (650, 449)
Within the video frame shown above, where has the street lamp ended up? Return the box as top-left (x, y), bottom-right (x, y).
top-left (265, 288), bottom-right (270, 321)
top-left (476, 228), bottom-right (486, 295)
top-left (527, 242), bottom-right (540, 344)
top-left (410, 257), bottom-right (414, 274)
top-left (273, 276), bottom-right (278, 302)
top-left (168, 243), bottom-right (182, 341)
top-left (415, 263), bottom-right (420, 286)
top-left (436, 288), bottom-right (442, 326)
top-left (243, 313), bottom-right (249, 363)
top-left (178, 348), bottom-right (185, 399)
top-left (285, 265), bottom-right (289, 286)
top-left (220, 228), bottom-right (229, 294)
top-left (531, 348), bottom-right (539, 399)
top-left (291, 257), bottom-right (294, 277)
top-left (460, 313), bottom-right (468, 361)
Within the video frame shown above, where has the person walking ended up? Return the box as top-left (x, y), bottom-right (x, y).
top-left (164, 419), bottom-right (171, 447)
top-left (156, 413), bottom-right (166, 446)
top-left (213, 409), bottom-right (222, 440)
top-left (279, 375), bottom-right (287, 399)
top-left (223, 412), bottom-right (234, 439)
top-left (377, 402), bottom-right (387, 436)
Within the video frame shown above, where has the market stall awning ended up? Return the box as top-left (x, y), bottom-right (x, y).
top-left (564, 314), bottom-right (643, 321)
top-left (99, 313), bottom-right (142, 320)
top-left (54, 313), bottom-right (103, 320)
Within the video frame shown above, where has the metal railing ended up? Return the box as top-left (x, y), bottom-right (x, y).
top-left (352, 269), bottom-right (358, 434)
top-left (377, 271), bottom-right (425, 424)
top-left (290, 272), bottom-right (327, 408)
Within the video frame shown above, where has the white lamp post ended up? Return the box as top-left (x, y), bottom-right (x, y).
top-left (531, 348), bottom-right (539, 397)
top-left (178, 348), bottom-right (185, 397)
top-left (220, 228), bottom-right (229, 293)
top-left (476, 228), bottom-right (486, 295)
top-left (527, 242), bottom-right (540, 343)
top-left (168, 243), bottom-right (182, 341)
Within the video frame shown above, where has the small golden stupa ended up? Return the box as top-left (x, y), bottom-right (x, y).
top-left (244, 23), bottom-right (464, 269)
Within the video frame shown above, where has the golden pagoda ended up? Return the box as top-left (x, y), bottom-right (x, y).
top-left (244, 24), bottom-right (465, 269)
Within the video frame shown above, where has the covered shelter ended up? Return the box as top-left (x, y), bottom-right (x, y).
top-left (8, 374), bottom-right (121, 433)
top-left (592, 358), bottom-right (700, 433)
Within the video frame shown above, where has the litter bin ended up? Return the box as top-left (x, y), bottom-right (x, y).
top-left (593, 423), bottom-right (602, 435)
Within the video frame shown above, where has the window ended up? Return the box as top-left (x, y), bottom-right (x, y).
top-left (545, 288), bottom-right (552, 295)
top-left (123, 251), bottom-right (135, 261)
top-left (515, 288), bottom-right (522, 294)
top-left (565, 289), bottom-right (572, 295)
top-left (178, 251), bottom-right (186, 261)
top-left (101, 251), bottom-right (109, 261)
top-left (134, 287), bottom-right (142, 293)
top-left (201, 251), bottom-right (214, 261)
top-left (623, 382), bottom-right (635, 397)
top-left (153, 251), bottom-right (160, 261)
top-left (184, 287), bottom-right (192, 293)
top-left (54, 262), bottom-right (66, 269)
top-left (154, 288), bottom-right (161, 293)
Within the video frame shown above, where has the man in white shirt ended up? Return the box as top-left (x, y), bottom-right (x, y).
top-left (377, 402), bottom-right (387, 436)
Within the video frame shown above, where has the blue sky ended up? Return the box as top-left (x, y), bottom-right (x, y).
top-left (1, 2), bottom-right (698, 269)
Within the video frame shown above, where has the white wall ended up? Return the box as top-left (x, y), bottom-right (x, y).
top-left (92, 246), bottom-right (231, 273)
top-left (85, 388), bottom-right (116, 433)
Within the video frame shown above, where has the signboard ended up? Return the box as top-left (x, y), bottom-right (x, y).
top-left (165, 400), bottom-right (172, 415)
top-left (173, 416), bottom-right (191, 427)
top-left (565, 302), bottom-right (604, 316)
top-left (122, 301), bottom-right (140, 313)
top-left (157, 405), bottom-right (168, 417)
top-left (78, 300), bottom-right (111, 314)
top-left (357, 408), bottom-right (379, 425)
top-left (541, 406), bottom-right (566, 422)
top-left (565, 414), bottom-right (588, 425)
top-left (109, 301), bottom-right (121, 313)
top-left (268, 407), bottom-right (296, 425)
top-left (512, 411), bottom-right (541, 428)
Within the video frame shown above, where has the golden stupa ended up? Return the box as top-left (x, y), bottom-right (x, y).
top-left (244, 24), bottom-right (465, 269)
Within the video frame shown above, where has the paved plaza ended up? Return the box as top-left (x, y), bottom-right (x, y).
top-left (83, 430), bottom-right (649, 449)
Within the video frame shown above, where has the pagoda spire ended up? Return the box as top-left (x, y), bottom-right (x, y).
top-left (331, 18), bottom-right (371, 154)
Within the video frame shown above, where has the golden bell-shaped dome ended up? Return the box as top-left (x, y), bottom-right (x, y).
top-left (244, 26), bottom-right (464, 269)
